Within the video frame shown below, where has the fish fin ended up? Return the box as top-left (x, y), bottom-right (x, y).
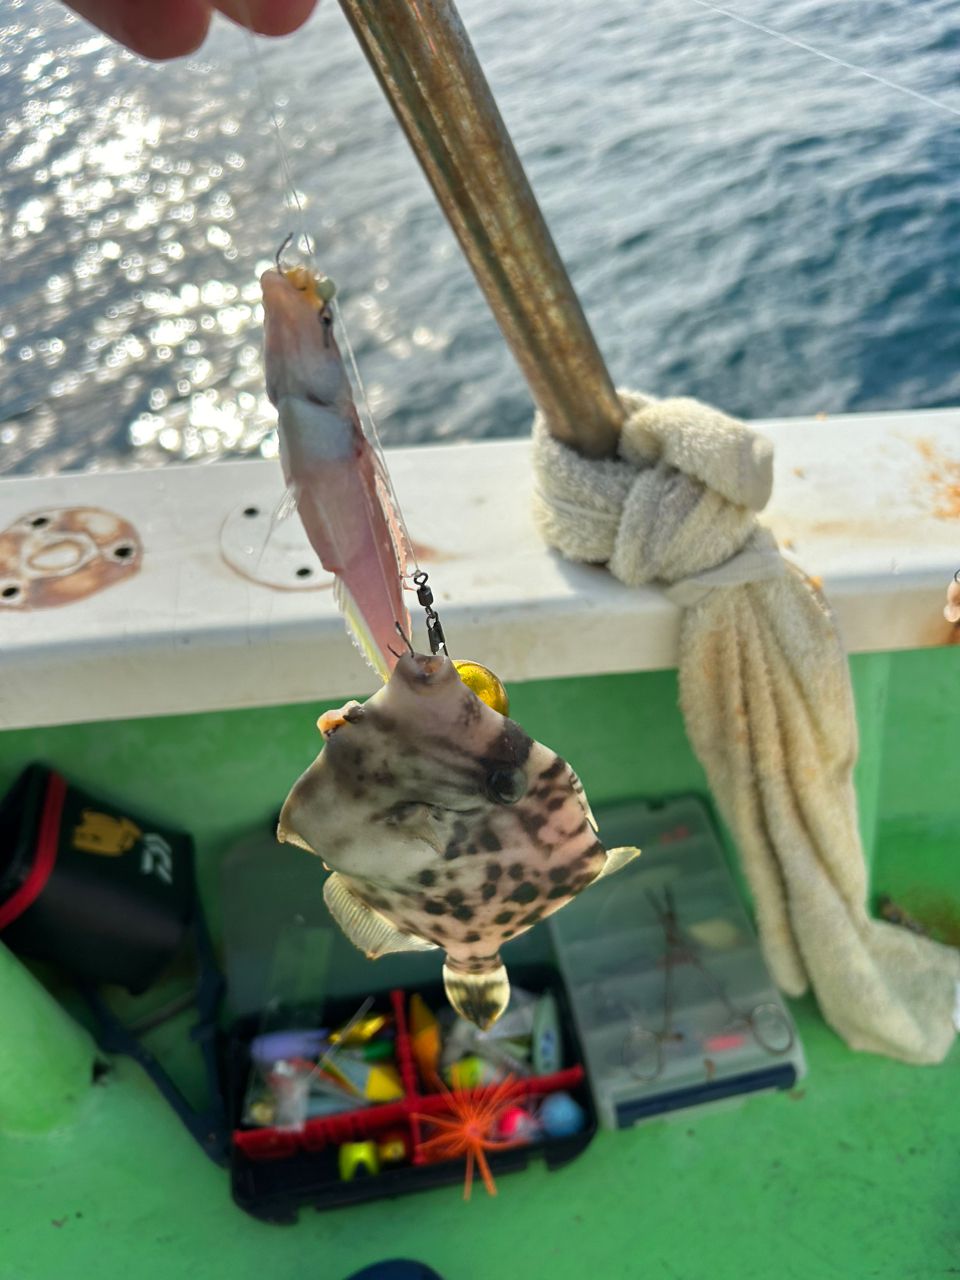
top-left (597, 845), bottom-right (642, 879)
top-left (443, 959), bottom-right (510, 1030)
top-left (249, 484), bottom-right (301, 579)
top-left (323, 873), bottom-right (437, 957)
top-left (333, 575), bottom-right (392, 684)
top-left (275, 486), bottom-right (299, 523)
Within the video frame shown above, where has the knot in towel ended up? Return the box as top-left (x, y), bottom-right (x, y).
top-left (529, 388), bottom-right (960, 1066)
top-left (532, 391), bottom-right (782, 605)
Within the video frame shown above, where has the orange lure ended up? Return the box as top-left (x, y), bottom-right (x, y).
top-left (412, 1075), bottom-right (529, 1200)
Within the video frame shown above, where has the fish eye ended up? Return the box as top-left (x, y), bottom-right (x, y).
top-left (485, 767), bottom-right (526, 805)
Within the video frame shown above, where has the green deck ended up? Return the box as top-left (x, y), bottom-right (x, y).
top-left (3, 993), bottom-right (958, 1280)
top-left (1, 648), bottom-right (957, 1278)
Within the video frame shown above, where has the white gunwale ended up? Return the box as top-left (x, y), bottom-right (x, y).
top-left (1, 406), bottom-right (958, 731)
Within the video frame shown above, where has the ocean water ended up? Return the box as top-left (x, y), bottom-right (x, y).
top-left (1, 0), bottom-right (958, 475)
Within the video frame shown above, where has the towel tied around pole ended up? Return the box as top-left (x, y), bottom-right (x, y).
top-left (532, 390), bottom-right (960, 1065)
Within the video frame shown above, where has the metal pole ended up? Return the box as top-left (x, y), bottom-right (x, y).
top-left (338, 0), bottom-right (624, 459)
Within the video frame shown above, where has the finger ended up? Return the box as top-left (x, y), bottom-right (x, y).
top-left (213, 0), bottom-right (318, 38)
top-left (61, 0), bottom-right (213, 60)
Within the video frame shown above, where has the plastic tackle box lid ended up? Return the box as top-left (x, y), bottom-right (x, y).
top-left (549, 795), bottom-right (806, 1129)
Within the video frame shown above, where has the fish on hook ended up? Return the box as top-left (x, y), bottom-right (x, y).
top-left (260, 260), bottom-right (412, 680)
top-left (278, 650), bottom-right (641, 1029)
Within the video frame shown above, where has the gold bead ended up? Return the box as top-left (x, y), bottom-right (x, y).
top-left (453, 660), bottom-right (510, 716)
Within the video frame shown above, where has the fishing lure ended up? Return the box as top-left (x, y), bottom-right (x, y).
top-left (412, 1074), bottom-right (527, 1200)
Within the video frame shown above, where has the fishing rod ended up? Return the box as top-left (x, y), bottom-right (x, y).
top-left (337, 0), bottom-right (625, 462)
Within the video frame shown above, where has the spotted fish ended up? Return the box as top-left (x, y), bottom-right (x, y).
top-left (278, 650), bottom-right (640, 1029)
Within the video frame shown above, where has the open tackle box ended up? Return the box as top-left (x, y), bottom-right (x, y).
top-left (223, 966), bottom-right (597, 1223)
top-left (550, 795), bottom-right (807, 1129)
top-left (220, 794), bottom-right (803, 1220)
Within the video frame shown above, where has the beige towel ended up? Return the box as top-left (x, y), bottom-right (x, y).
top-left (533, 390), bottom-right (960, 1064)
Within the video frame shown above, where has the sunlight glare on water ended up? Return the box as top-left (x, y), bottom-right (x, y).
top-left (1, 0), bottom-right (959, 475)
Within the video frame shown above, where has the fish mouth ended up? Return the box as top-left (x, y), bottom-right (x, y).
top-left (260, 269), bottom-right (304, 325)
top-left (394, 651), bottom-right (458, 690)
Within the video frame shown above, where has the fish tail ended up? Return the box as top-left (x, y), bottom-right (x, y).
top-left (443, 956), bottom-right (510, 1031)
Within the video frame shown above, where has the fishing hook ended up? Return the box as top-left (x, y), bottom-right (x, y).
top-left (394, 621), bottom-right (416, 656)
top-left (275, 231), bottom-right (295, 274)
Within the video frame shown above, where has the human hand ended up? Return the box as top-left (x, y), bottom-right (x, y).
top-left (61, 0), bottom-right (318, 61)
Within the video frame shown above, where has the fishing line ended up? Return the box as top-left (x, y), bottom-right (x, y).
top-left (236, 0), bottom-right (315, 262)
top-left (686, 0), bottom-right (960, 120)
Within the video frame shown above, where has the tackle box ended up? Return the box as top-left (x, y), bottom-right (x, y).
top-left (223, 965), bottom-right (596, 1224)
top-left (550, 795), bottom-right (806, 1129)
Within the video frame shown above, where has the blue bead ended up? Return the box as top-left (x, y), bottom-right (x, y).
top-left (540, 1091), bottom-right (586, 1138)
